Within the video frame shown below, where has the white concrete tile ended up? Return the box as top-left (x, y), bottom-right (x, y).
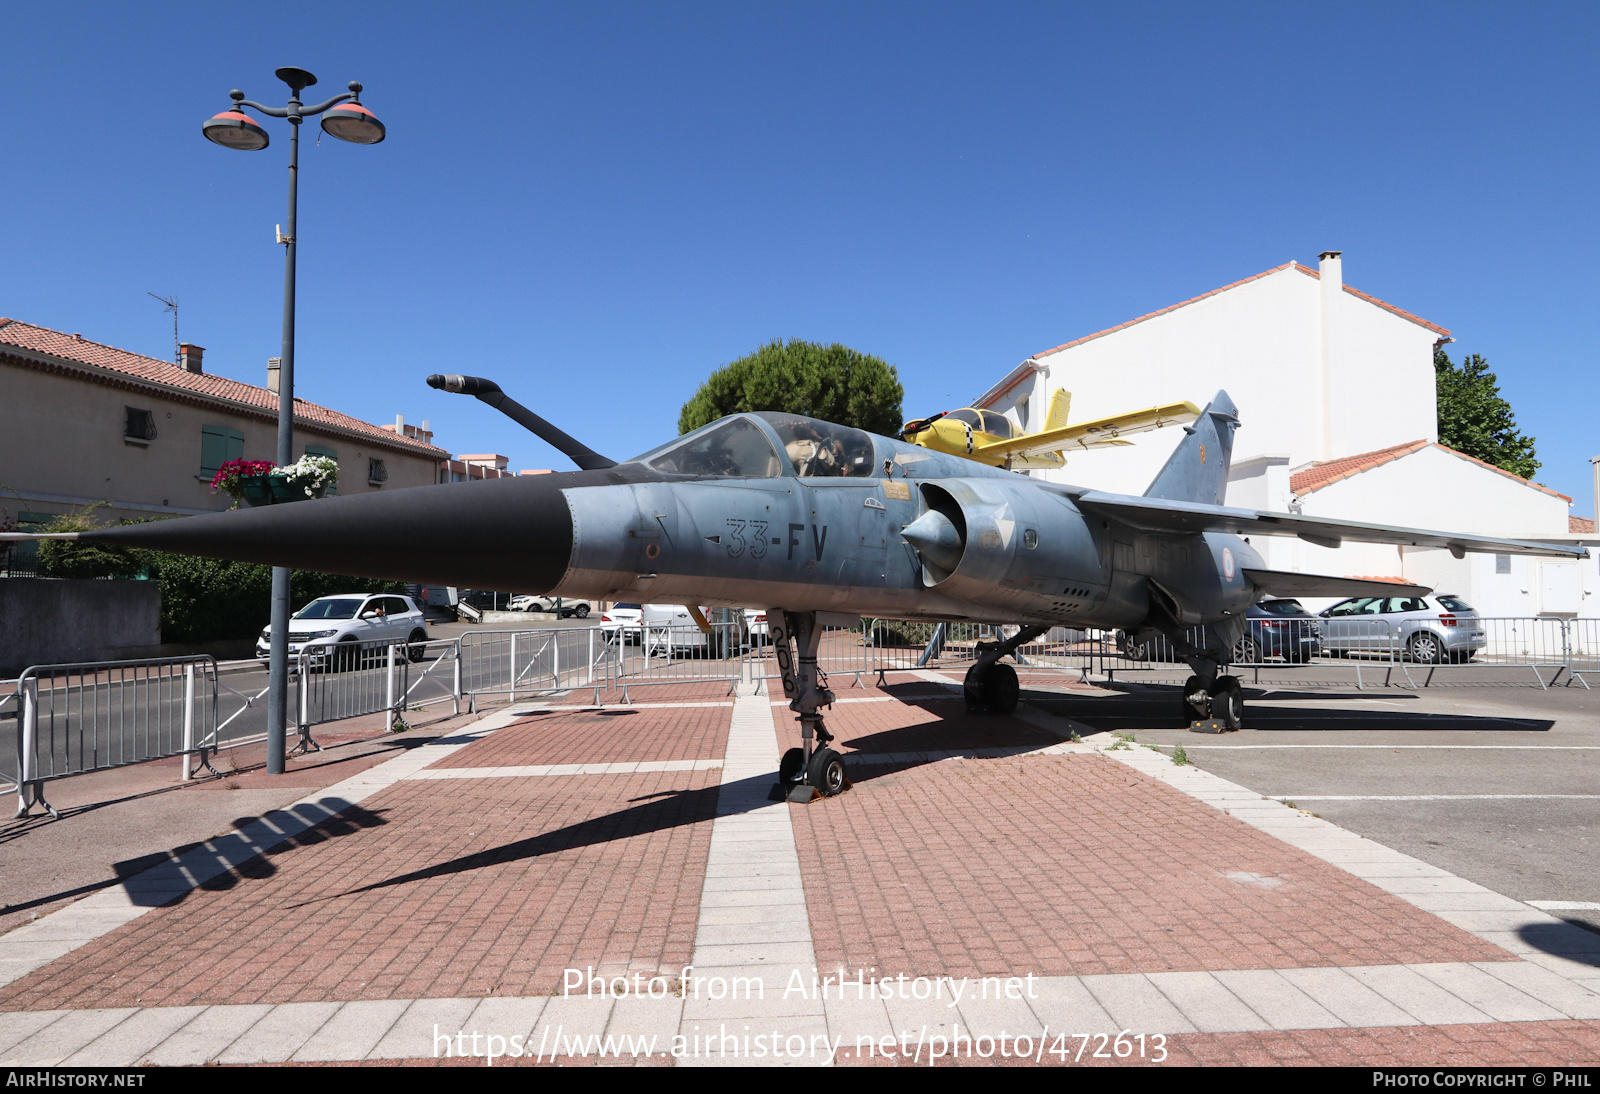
top-left (141, 1004), bottom-right (273, 1066)
top-left (4, 1008), bottom-right (137, 1066)
top-left (369, 997), bottom-right (482, 1061)
top-left (1345, 965), bottom-right (1492, 1025)
top-left (215, 1000), bottom-right (342, 1063)
top-left (0, 1011), bottom-right (66, 1056)
top-left (1212, 969), bottom-right (1343, 1030)
top-left (1145, 971), bottom-right (1264, 1032)
top-left (1025, 976), bottom-right (1117, 1032)
top-left (291, 998), bottom-right (410, 1061)
top-left (1277, 966), bottom-right (1417, 1027)
top-left (1476, 962), bottom-right (1600, 1020)
top-left (1410, 963), bottom-right (1565, 1022)
top-left (1080, 974), bottom-right (1197, 1034)
top-left (63, 1005), bottom-right (205, 1066)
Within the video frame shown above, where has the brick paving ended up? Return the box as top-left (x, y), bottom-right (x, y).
top-left (834, 1018), bottom-right (1600, 1066)
top-left (0, 768), bottom-right (719, 1011)
top-left (435, 705), bottom-right (731, 768)
top-left (791, 750), bottom-right (1510, 980)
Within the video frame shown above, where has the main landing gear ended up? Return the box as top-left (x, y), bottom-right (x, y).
top-left (771, 611), bottom-right (851, 803)
top-left (963, 625), bottom-right (1048, 715)
top-left (1181, 662), bottom-right (1243, 732)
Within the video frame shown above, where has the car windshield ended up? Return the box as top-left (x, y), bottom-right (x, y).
top-left (1256, 600), bottom-right (1308, 616)
top-left (294, 598), bottom-right (362, 620)
top-left (1437, 595), bottom-right (1475, 612)
top-left (614, 603), bottom-right (641, 611)
top-left (643, 417), bottom-right (783, 478)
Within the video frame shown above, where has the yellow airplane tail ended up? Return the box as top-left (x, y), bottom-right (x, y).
top-left (1043, 389), bottom-right (1072, 433)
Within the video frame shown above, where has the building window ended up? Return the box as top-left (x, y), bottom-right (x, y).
top-left (305, 444), bottom-right (338, 495)
top-left (200, 425), bottom-right (245, 477)
top-left (367, 458), bottom-right (388, 485)
top-left (1495, 553), bottom-right (1512, 574)
top-left (124, 407), bottom-right (157, 443)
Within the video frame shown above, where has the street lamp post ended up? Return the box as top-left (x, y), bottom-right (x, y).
top-left (203, 67), bottom-right (385, 775)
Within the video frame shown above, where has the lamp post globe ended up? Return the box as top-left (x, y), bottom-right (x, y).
top-left (202, 97), bottom-right (270, 151)
top-left (322, 84), bottom-right (386, 144)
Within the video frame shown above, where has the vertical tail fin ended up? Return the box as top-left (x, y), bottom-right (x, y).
top-left (1143, 390), bottom-right (1238, 506)
top-left (1043, 389), bottom-right (1072, 432)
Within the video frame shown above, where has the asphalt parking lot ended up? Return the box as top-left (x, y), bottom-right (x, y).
top-left (1026, 676), bottom-right (1600, 937)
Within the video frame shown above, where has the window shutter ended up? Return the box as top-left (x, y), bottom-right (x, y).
top-left (200, 426), bottom-right (228, 475)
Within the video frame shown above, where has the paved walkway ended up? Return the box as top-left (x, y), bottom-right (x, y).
top-left (1, 671), bottom-right (1598, 1066)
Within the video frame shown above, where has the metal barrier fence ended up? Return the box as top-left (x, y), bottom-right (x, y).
top-left (4, 656), bottom-right (216, 818)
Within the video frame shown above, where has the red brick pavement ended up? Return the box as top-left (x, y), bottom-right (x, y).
top-left (0, 769), bottom-right (719, 1011)
top-left (436, 704), bottom-right (731, 768)
top-left (835, 1019), bottom-right (1600, 1066)
top-left (790, 747), bottom-right (1510, 980)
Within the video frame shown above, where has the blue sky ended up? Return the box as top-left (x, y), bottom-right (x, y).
top-left (6, 2), bottom-right (1598, 511)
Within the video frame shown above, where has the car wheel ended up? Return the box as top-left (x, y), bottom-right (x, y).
top-left (407, 630), bottom-right (427, 663)
top-left (1232, 637), bottom-right (1260, 665)
top-left (575, 604), bottom-right (590, 618)
top-left (333, 640), bottom-right (359, 673)
top-left (1408, 632), bottom-right (1443, 664)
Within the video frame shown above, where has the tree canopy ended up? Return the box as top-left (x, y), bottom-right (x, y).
top-left (677, 339), bottom-right (905, 436)
top-left (1434, 347), bottom-right (1539, 480)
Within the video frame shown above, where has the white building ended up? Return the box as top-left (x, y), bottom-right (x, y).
top-left (972, 253), bottom-right (1598, 617)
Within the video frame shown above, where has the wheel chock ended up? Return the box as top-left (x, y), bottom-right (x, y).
top-left (1189, 718), bottom-right (1229, 733)
top-left (786, 783), bottom-right (822, 803)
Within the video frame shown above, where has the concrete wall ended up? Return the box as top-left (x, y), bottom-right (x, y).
top-left (0, 579), bottom-right (162, 676)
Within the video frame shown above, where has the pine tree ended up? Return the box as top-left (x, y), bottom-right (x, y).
top-left (678, 339), bottom-right (904, 436)
top-left (1434, 348), bottom-right (1539, 479)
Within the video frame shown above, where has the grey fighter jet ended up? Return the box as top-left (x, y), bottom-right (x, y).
top-left (16, 377), bottom-right (1585, 801)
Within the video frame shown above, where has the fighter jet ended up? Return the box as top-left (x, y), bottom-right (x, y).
top-left (11, 377), bottom-right (1585, 802)
top-left (900, 389), bottom-right (1202, 470)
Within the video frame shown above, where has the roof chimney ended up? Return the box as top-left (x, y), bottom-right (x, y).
top-left (178, 343), bottom-right (205, 374)
top-left (267, 356), bottom-right (281, 393)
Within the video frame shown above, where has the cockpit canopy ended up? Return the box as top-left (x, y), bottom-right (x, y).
top-left (633, 413), bottom-right (878, 479)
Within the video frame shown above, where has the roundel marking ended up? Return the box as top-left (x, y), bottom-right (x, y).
top-left (645, 542), bottom-right (661, 560)
top-left (1222, 546), bottom-right (1235, 581)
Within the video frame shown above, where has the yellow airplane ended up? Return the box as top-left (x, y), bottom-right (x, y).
top-left (900, 390), bottom-right (1203, 471)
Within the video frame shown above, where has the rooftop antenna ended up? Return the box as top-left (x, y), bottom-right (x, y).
top-left (147, 292), bottom-right (179, 361)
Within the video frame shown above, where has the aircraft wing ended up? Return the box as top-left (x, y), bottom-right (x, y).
top-left (1067, 490), bottom-right (1590, 560)
top-left (1243, 569), bottom-right (1431, 598)
top-left (975, 401), bottom-right (1202, 459)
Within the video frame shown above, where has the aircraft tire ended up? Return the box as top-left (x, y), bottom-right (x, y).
top-left (982, 664), bottom-right (1020, 714)
top-left (1182, 675), bottom-right (1209, 722)
top-left (807, 748), bottom-right (848, 796)
top-left (779, 747), bottom-right (804, 784)
top-left (1211, 676), bottom-right (1243, 731)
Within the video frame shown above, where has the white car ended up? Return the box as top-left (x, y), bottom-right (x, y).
top-left (257, 594), bottom-right (430, 668)
top-left (743, 609), bottom-right (770, 645)
top-left (600, 603), bottom-right (644, 643)
top-left (508, 595), bottom-right (591, 618)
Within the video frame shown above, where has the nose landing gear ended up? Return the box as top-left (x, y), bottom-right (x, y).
top-left (771, 611), bottom-right (851, 803)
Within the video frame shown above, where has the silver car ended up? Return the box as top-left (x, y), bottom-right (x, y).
top-left (1317, 594), bottom-right (1485, 663)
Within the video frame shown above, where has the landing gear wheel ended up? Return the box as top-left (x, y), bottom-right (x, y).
top-left (807, 747), bottom-right (849, 797)
top-left (981, 664), bottom-right (1020, 714)
top-left (1182, 675), bottom-right (1210, 722)
top-left (1210, 675), bottom-right (1243, 731)
top-left (779, 747), bottom-right (804, 785)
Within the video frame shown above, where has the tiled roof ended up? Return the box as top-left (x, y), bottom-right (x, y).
top-left (976, 262), bottom-right (1451, 409)
top-left (0, 318), bottom-right (447, 457)
top-left (1291, 439), bottom-right (1571, 502)
top-left (1571, 516), bottom-right (1596, 534)
top-left (1343, 575), bottom-right (1414, 585)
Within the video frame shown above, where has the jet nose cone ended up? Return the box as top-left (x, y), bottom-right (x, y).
top-left (901, 509), bottom-right (964, 574)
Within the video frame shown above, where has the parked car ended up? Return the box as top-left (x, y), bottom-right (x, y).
top-left (642, 604), bottom-right (714, 653)
top-left (508, 594), bottom-right (591, 618)
top-left (1317, 594), bottom-right (1485, 663)
top-left (257, 593), bottom-right (429, 668)
top-left (744, 609), bottom-right (770, 645)
top-left (1232, 598), bottom-right (1321, 663)
top-left (600, 603), bottom-right (645, 643)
